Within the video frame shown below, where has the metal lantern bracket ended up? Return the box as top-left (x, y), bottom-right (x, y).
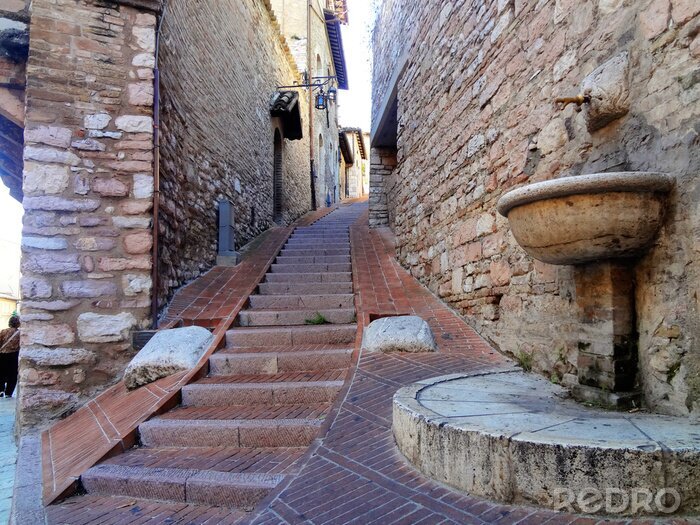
top-left (277, 74), bottom-right (338, 91)
top-left (277, 75), bottom-right (339, 111)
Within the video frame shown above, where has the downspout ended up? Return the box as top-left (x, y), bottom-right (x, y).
top-left (151, 2), bottom-right (167, 328)
top-left (308, 0), bottom-right (317, 209)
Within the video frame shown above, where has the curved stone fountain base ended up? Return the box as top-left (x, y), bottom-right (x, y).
top-left (393, 370), bottom-right (700, 517)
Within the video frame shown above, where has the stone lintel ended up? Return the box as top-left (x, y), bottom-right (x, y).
top-left (105, 0), bottom-right (163, 13)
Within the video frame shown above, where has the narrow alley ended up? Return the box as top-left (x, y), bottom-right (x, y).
top-left (2, 0), bottom-right (700, 523)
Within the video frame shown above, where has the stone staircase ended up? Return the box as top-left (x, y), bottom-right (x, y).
top-left (79, 204), bottom-right (363, 513)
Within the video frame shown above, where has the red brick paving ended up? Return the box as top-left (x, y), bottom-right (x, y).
top-left (48, 495), bottom-right (246, 525)
top-left (44, 202), bottom-right (689, 524)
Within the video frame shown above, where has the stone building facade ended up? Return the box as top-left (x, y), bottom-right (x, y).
top-left (15, 0), bottom-right (334, 430)
top-left (339, 127), bottom-right (367, 199)
top-left (371, 0), bottom-right (700, 416)
top-left (18, 0), bottom-right (158, 428)
top-left (156, 0), bottom-right (312, 308)
top-left (270, 0), bottom-right (347, 207)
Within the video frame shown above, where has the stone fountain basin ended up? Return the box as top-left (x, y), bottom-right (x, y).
top-left (393, 370), bottom-right (700, 516)
top-left (496, 172), bottom-right (674, 265)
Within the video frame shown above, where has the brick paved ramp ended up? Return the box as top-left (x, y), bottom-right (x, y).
top-left (46, 204), bottom-right (696, 524)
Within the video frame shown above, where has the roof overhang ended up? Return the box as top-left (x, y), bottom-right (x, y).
top-left (355, 130), bottom-right (367, 159)
top-left (339, 131), bottom-right (353, 164)
top-left (111, 0), bottom-right (163, 13)
top-left (341, 127), bottom-right (367, 160)
top-left (324, 10), bottom-right (348, 90)
top-left (270, 91), bottom-right (303, 140)
top-left (371, 49), bottom-right (409, 148)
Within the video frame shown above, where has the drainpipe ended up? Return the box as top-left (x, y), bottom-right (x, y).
top-left (151, 2), bottom-right (167, 328)
top-left (308, 0), bottom-right (317, 209)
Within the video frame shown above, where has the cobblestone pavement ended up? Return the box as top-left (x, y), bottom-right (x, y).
top-left (0, 397), bottom-right (17, 524)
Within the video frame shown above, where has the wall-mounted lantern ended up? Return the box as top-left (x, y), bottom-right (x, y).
top-left (315, 90), bottom-right (328, 110)
top-left (277, 75), bottom-right (338, 112)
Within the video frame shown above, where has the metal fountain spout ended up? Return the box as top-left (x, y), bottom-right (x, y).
top-left (554, 94), bottom-right (590, 109)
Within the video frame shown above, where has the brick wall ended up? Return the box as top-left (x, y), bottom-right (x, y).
top-left (19, 0), bottom-right (156, 428)
top-left (156, 0), bottom-right (311, 309)
top-left (372, 0), bottom-right (700, 416)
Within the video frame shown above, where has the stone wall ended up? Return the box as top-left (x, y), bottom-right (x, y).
top-left (270, 0), bottom-right (308, 71)
top-left (347, 131), bottom-right (366, 199)
top-left (368, 147), bottom-right (394, 227)
top-left (372, 0), bottom-right (700, 416)
top-left (156, 0), bottom-right (311, 309)
top-left (19, 0), bottom-right (157, 428)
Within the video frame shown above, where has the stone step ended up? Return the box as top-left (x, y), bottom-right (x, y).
top-left (288, 240), bottom-right (349, 245)
top-left (280, 248), bottom-right (350, 256)
top-left (276, 255), bottom-right (350, 264)
top-left (289, 232), bottom-right (350, 242)
top-left (270, 263), bottom-right (351, 273)
top-left (181, 380), bottom-right (344, 406)
top-left (248, 293), bottom-right (354, 310)
top-left (264, 272), bottom-right (351, 283)
top-left (257, 282), bottom-right (352, 295)
top-left (102, 444), bottom-right (306, 470)
top-left (226, 324), bottom-right (357, 347)
top-left (293, 228), bottom-right (349, 234)
top-left (100, 445), bottom-right (306, 475)
top-left (209, 347), bottom-right (353, 375)
top-left (284, 242), bottom-right (349, 250)
top-left (239, 308), bottom-right (355, 327)
top-left (221, 343), bottom-right (351, 353)
top-left (158, 403), bottom-right (331, 420)
top-left (139, 417), bottom-right (323, 447)
top-left (82, 463), bottom-right (284, 510)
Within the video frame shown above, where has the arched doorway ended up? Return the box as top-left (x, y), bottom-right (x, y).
top-left (273, 129), bottom-right (283, 223)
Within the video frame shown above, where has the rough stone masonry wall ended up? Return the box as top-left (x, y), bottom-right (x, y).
top-left (19, 0), bottom-right (157, 428)
top-left (156, 0), bottom-right (311, 309)
top-left (368, 147), bottom-right (394, 227)
top-left (372, 0), bottom-right (700, 416)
